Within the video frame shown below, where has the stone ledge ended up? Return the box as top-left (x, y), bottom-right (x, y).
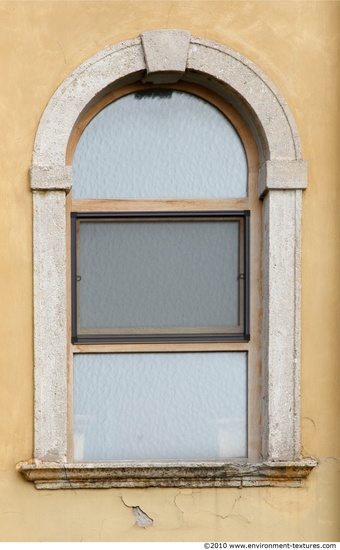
top-left (17, 459), bottom-right (317, 489)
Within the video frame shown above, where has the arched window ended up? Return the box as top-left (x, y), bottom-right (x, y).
top-left (71, 86), bottom-right (248, 199)
top-left (19, 31), bottom-right (315, 488)
top-left (68, 83), bottom-right (261, 463)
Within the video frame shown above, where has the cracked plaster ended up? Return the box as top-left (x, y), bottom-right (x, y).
top-left (174, 492), bottom-right (252, 526)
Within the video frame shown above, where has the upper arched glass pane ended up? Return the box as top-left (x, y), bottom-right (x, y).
top-left (72, 89), bottom-right (248, 199)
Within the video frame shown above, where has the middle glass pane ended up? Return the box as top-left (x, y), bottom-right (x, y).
top-left (75, 216), bottom-right (242, 341)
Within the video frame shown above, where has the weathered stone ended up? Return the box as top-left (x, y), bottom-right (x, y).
top-left (262, 190), bottom-right (303, 460)
top-left (32, 191), bottom-right (68, 462)
top-left (32, 38), bottom-right (145, 166)
top-left (141, 29), bottom-right (191, 83)
top-left (187, 36), bottom-right (302, 161)
top-left (30, 165), bottom-right (72, 191)
top-left (17, 459), bottom-right (317, 489)
top-left (259, 159), bottom-right (308, 197)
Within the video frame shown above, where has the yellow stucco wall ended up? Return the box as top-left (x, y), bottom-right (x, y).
top-left (0, 0), bottom-right (339, 542)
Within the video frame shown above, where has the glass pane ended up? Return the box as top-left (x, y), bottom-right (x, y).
top-left (73, 90), bottom-right (247, 198)
top-left (73, 352), bottom-right (247, 461)
top-left (77, 218), bottom-right (242, 338)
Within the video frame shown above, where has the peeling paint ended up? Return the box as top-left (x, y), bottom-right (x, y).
top-left (132, 506), bottom-right (153, 528)
top-left (121, 497), bottom-right (153, 529)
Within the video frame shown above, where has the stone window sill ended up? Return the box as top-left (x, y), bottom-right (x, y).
top-left (17, 458), bottom-right (317, 489)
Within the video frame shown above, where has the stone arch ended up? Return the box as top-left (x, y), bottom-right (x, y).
top-left (31, 30), bottom-right (306, 197)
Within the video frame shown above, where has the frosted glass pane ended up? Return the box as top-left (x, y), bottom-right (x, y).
top-left (73, 352), bottom-right (247, 461)
top-left (78, 219), bottom-right (241, 335)
top-left (73, 90), bottom-right (247, 198)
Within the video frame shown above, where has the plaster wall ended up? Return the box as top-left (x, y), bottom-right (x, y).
top-left (0, 0), bottom-right (339, 541)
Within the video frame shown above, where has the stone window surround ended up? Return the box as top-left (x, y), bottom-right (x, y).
top-left (17, 30), bottom-right (317, 489)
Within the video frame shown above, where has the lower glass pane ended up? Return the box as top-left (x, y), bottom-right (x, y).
top-left (73, 352), bottom-right (247, 461)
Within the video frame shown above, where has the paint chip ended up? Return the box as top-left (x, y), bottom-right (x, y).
top-left (132, 506), bottom-right (153, 528)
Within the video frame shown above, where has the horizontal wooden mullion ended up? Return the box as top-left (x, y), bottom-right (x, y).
top-left (71, 198), bottom-right (250, 213)
top-left (72, 341), bottom-right (250, 354)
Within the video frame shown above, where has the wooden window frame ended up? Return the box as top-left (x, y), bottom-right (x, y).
top-left (64, 82), bottom-right (263, 467)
